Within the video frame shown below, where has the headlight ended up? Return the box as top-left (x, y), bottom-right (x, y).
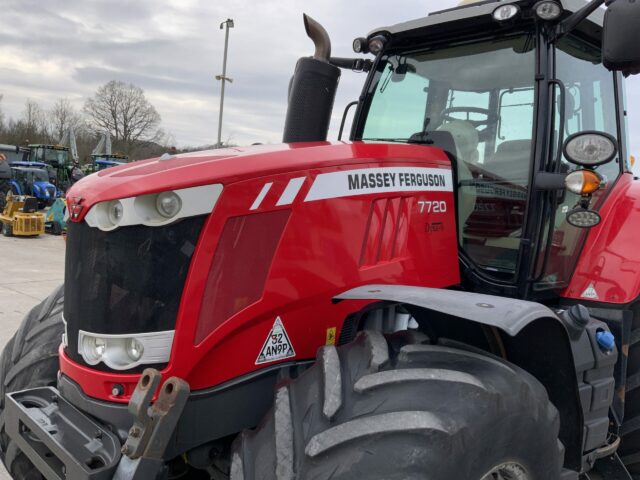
top-left (108, 200), bottom-right (124, 224)
top-left (78, 330), bottom-right (174, 370)
top-left (81, 335), bottom-right (107, 365)
top-left (126, 337), bottom-right (144, 361)
top-left (493, 4), bottom-right (520, 21)
top-left (156, 191), bottom-right (182, 218)
top-left (368, 35), bottom-right (387, 55)
top-left (534, 1), bottom-right (562, 20)
top-left (563, 131), bottom-right (618, 167)
top-left (84, 184), bottom-right (223, 231)
top-left (566, 208), bottom-right (601, 229)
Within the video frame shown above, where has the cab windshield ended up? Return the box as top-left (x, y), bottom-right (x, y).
top-left (45, 148), bottom-right (69, 165)
top-left (362, 35), bottom-right (537, 275)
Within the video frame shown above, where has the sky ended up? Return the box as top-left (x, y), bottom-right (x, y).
top-left (1, 0), bottom-right (640, 157)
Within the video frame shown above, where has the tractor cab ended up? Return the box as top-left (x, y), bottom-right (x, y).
top-left (349, 0), bottom-right (630, 299)
top-left (28, 144), bottom-right (82, 192)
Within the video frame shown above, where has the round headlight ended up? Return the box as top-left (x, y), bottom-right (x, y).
top-left (155, 191), bottom-right (182, 218)
top-left (565, 170), bottom-right (602, 196)
top-left (368, 35), bottom-right (387, 55)
top-left (353, 37), bottom-right (368, 54)
top-left (108, 200), bottom-right (124, 225)
top-left (564, 132), bottom-right (618, 167)
top-left (534, 1), bottom-right (562, 20)
top-left (126, 338), bottom-right (144, 362)
top-left (493, 4), bottom-right (520, 21)
top-left (82, 336), bottom-right (107, 364)
top-left (567, 208), bottom-right (601, 228)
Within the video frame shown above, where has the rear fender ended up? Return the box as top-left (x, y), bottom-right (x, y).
top-left (336, 285), bottom-right (617, 471)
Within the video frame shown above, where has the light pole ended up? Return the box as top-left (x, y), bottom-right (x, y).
top-left (216, 18), bottom-right (234, 148)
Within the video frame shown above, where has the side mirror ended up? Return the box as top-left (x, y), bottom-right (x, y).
top-left (603, 0), bottom-right (640, 75)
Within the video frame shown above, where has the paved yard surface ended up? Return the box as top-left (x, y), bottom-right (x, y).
top-left (0, 232), bottom-right (65, 479)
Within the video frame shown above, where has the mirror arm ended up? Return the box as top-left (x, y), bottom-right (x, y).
top-left (553, 0), bottom-right (610, 41)
top-left (330, 57), bottom-right (372, 72)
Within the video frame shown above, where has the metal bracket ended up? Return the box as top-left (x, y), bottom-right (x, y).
top-left (590, 453), bottom-right (632, 479)
top-left (114, 368), bottom-right (190, 479)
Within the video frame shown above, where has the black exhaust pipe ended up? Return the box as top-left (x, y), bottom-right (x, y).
top-left (282, 14), bottom-right (341, 143)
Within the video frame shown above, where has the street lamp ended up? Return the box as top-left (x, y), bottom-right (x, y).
top-left (216, 18), bottom-right (234, 148)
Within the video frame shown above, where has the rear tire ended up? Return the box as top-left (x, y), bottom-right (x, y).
top-left (0, 285), bottom-right (64, 480)
top-left (232, 330), bottom-right (563, 479)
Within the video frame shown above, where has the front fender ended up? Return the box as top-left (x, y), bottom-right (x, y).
top-left (336, 285), bottom-right (617, 471)
top-left (336, 284), bottom-right (558, 336)
top-left (9, 180), bottom-right (21, 195)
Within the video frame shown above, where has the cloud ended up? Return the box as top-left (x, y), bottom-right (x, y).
top-left (1, 0), bottom-right (639, 164)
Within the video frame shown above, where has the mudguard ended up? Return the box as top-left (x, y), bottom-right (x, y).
top-left (335, 284), bottom-right (560, 335)
top-left (336, 284), bottom-right (618, 473)
top-left (9, 180), bottom-right (21, 195)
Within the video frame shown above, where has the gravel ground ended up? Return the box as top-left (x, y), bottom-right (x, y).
top-left (0, 232), bottom-right (65, 479)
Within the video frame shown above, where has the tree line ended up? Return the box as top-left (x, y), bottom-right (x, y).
top-left (0, 81), bottom-right (171, 163)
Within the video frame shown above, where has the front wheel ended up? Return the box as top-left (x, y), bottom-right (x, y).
top-left (232, 330), bottom-right (564, 479)
top-left (0, 285), bottom-right (64, 479)
top-left (1, 222), bottom-right (11, 237)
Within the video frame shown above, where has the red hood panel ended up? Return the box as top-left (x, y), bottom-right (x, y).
top-left (67, 141), bottom-right (451, 216)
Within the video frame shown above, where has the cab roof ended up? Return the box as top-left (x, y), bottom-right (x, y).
top-left (368, 0), bottom-right (603, 46)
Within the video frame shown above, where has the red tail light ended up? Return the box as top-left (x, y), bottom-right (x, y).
top-left (195, 210), bottom-right (291, 344)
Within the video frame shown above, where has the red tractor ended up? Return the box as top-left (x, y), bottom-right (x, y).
top-left (2, 0), bottom-right (640, 478)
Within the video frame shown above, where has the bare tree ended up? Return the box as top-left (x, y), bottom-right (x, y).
top-left (7, 99), bottom-right (51, 145)
top-left (48, 98), bottom-right (83, 142)
top-left (84, 81), bottom-right (162, 154)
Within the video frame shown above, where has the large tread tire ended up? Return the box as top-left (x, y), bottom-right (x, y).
top-left (232, 330), bottom-right (563, 480)
top-left (619, 305), bottom-right (640, 478)
top-left (0, 285), bottom-right (64, 479)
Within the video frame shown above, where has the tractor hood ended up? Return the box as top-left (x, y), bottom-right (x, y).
top-left (66, 141), bottom-right (451, 219)
top-left (32, 181), bottom-right (56, 197)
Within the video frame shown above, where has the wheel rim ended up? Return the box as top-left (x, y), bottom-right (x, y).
top-left (480, 462), bottom-right (529, 480)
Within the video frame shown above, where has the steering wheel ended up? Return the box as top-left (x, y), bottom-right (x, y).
top-left (441, 107), bottom-right (495, 129)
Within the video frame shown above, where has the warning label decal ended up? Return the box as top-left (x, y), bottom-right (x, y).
top-left (581, 283), bottom-right (599, 300)
top-left (256, 317), bottom-right (296, 365)
top-left (304, 167), bottom-right (453, 202)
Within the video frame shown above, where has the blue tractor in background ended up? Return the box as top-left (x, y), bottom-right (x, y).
top-left (8, 162), bottom-right (58, 208)
top-left (90, 153), bottom-right (129, 172)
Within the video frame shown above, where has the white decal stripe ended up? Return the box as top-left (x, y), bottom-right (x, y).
top-left (250, 182), bottom-right (273, 211)
top-left (305, 167), bottom-right (453, 202)
top-left (276, 177), bottom-right (306, 206)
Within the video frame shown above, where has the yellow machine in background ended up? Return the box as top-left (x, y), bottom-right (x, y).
top-left (0, 193), bottom-right (45, 237)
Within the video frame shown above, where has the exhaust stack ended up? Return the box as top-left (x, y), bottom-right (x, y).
top-left (282, 14), bottom-right (341, 143)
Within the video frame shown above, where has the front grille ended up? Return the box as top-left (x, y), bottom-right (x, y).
top-left (47, 186), bottom-right (56, 197)
top-left (64, 217), bottom-right (206, 369)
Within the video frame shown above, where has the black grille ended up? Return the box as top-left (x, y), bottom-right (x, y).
top-left (64, 217), bottom-right (205, 369)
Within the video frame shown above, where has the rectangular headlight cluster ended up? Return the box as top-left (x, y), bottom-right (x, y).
top-left (78, 329), bottom-right (175, 370)
top-left (84, 184), bottom-right (223, 231)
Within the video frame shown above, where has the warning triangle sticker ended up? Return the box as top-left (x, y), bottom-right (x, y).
top-left (255, 317), bottom-right (296, 365)
top-left (581, 283), bottom-right (599, 300)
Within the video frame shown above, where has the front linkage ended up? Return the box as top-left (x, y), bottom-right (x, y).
top-left (5, 369), bottom-right (189, 480)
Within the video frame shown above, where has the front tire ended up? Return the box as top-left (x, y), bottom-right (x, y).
top-left (1, 222), bottom-right (11, 237)
top-left (0, 285), bottom-right (64, 479)
top-left (232, 330), bottom-right (563, 479)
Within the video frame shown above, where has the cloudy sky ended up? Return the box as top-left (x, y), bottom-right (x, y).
top-left (1, 0), bottom-right (639, 156)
